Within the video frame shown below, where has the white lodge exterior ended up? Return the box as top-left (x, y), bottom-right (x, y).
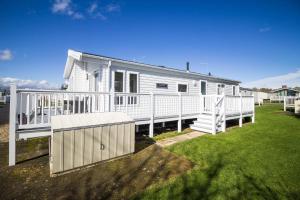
top-left (65, 50), bottom-right (240, 96)
top-left (8, 49), bottom-right (255, 166)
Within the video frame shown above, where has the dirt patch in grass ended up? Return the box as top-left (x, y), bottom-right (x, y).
top-left (0, 137), bottom-right (193, 200)
top-left (153, 128), bottom-right (193, 141)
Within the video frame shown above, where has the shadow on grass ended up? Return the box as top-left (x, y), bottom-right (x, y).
top-left (134, 150), bottom-right (300, 199)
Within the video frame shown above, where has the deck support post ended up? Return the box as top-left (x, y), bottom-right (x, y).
top-left (177, 93), bottom-right (182, 132)
top-left (9, 83), bottom-right (17, 166)
top-left (212, 97), bottom-right (216, 135)
top-left (149, 93), bottom-right (154, 137)
top-left (221, 95), bottom-right (226, 132)
top-left (239, 94), bottom-right (243, 127)
top-left (252, 94), bottom-right (255, 123)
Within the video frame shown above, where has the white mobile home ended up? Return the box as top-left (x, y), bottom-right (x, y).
top-left (8, 49), bottom-right (255, 166)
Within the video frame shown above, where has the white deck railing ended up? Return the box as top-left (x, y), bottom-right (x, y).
top-left (10, 86), bottom-right (255, 131)
top-left (270, 96), bottom-right (285, 102)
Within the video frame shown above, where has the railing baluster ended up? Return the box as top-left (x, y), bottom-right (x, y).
top-left (48, 94), bottom-right (51, 123)
top-left (67, 94), bottom-right (70, 115)
top-left (78, 94), bottom-right (81, 113)
top-left (41, 95), bottom-right (44, 124)
top-left (73, 94), bottom-right (75, 114)
top-left (83, 95), bottom-right (86, 113)
top-left (19, 93), bottom-right (23, 126)
top-left (26, 94), bottom-right (30, 125)
top-left (54, 94), bottom-right (57, 115)
top-left (34, 94), bottom-right (37, 125)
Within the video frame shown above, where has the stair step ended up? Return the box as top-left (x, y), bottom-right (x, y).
top-left (190, 125), bottom-right (214, 134)
top-left (197, 116), bottom-right (212, 122)
top-left (197, 116), bottom-right (213, 121)
top-left (191, 123), bottom-right (212, 130)
top-left (193, 120), bottom-right (212, 126)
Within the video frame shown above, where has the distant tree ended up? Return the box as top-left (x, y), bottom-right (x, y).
top-left (208, 72), bottom-right (212, 76)
top-left (60, 83), bottom-right (68, 90)
top-left (259, 88), bottom-right (273, 93)
top-left (294, 86), bottom-right (300, 91)
top-left (252, 87), bottom-right (258, 91)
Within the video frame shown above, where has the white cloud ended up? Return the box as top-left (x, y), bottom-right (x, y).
top-left (88, 2), bottom-right (98, 13)
top-left (87, 2), bottom-right (107, 20)
top-left (243, 69), bottom-right (300, 89)
top-left (0, 77), bottom-right (59, 89)
top-left (52, 0), bottom-right (84, 19)
top-left (106, 3), bottom-right (120, 12)
top-left (259, 27), bottom-right (271, 33)
top-left (0, 49), bottom-right (13, 61)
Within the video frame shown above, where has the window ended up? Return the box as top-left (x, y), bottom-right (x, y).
top-left (178, 84), bottom-right (188, 93)
top-left (129, 73), bottom-right (137, 93)
top-left (200, 81), bottom-right (207, 95)
top-left (94, 72), bottom-right (100, 92)
top-left (114, 71), bottom-right (124, 92)
top-left (156, 83), bottom-right (168, 89)
top-left (128, 73), bottom-right (138, 105)
top-left (233, 86), bottom-right (236, 96)
top-left (114, 71), bottom-right (124, 105)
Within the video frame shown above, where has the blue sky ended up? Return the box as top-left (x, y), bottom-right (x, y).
top-left (0, 0), bottom-right (300, 88)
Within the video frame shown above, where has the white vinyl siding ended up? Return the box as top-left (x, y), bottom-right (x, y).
top-left (67, 60), bottom-right (239, 96)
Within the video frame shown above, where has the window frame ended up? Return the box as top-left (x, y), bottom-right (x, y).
top-left (113, 70), bottom-right (125, 93)
top-left (127, 71), bottom-right (139, 93)
top-left (232, 85), bottom-right (236, 96)
top-left (177, 82), bottom-right (189, 93)
top-left (156, 83), bottom-right (168, 89)
top-left (200, 80), bottom-right (207, 95)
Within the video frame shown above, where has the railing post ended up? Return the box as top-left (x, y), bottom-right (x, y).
top-left (252, 94), bottom-right (255, 123)
top-left (239, 94), bottom-right (243, 127)
top-left (111, 92), bottom-right (115, 112)
top-left (9, 83), bottom-right (17, 166)
top-left (212, 96), bottom-right (216, 135)
top-left (283, 96), bottom-right (286, 111)
top-left (222, 95), bottom-right (226, 132)
top-left (149, 92), bottom-right (154, 137)
top-left (177, 93), bottom-right (182, 132)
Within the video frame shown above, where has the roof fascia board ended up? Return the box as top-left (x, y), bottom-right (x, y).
top-left (81, 52), bottom-right (240, 85)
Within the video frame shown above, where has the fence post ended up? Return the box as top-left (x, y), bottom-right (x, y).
top-left (9, 83), bottom-right (17, 166)
top-left (239, 94), bottom-right (243, 127)
top-left (212, 96), bottom-right (216, 135)
top-left (222, 95), bottom-right (226, 132)
top-left (283, 96), bottom-right (286, 111)
top-left (252, 94), bottom-right (255, 123)
top-left (149, 92), bottom-right (154, 137)
top-left (178, 93), bottom-right (182, 132)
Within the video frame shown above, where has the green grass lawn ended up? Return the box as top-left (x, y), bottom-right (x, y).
top-left (135, 104), bottom-right (300, 199)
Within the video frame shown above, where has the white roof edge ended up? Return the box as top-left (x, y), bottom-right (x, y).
top-left (63, 49), bottom-right (83, 79)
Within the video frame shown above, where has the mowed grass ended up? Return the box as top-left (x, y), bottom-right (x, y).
top-left (135, 104), bottom-right (300, 199)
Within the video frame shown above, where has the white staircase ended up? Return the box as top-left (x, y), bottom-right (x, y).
top-left (190, 95), bottom-right (225, 134)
